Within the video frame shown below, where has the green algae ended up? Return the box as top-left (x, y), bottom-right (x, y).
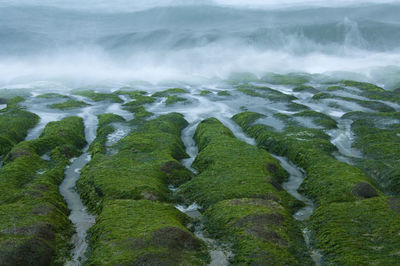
top-left (233, 111), bottom-right (400, 265)
top-left (341, 80), bottom-right (400, 103)
top-left (205, 198), bottom-right (312, 265)
top-left (293, 110), bottom-right (338, 129)
top-left (78, 113), bottom-right (210, 264)
top-left (0, 98), bottom-right (40, 156)
top-left (178, 118), bottom-right (292, 208)
top-left (233, 112), bottom-right (378, 205)
top-left (0, 116), bottom-right (86, 265)
top-left (77, 113), bottom-right (191, 213)
top-left (217, 90), bottom-right (231, 96)
top-left (293, 85), bottom-right (319, 94)
top-left (178, 118), bottom-right (310, 264)
top-left (165, 95), bottom-right (188, 105)
top-left (200, 90), bottom-right (212, 96)
top-left (36, 93), bottom-right (70, 99)
top-left (49, 100), bottom-right (90, 110)
top-left (114, 90), bottom-right (147, 99)
top-left (310, 197), bottom-right (400, 265)
top-left (237, 84), bottom-right (297, 102)
top-left (345, 113), bottom-right (400, 194)
top-left (86, 200), bottom-right (209, 265)
top-left (312, 92), bottom-right (396, 112)
top-left (88, 113), bottom-right (125, 155)
top-left (73, 90), bottom-right (123, 103)
top-left (152, 88), bottom-right (187, 97)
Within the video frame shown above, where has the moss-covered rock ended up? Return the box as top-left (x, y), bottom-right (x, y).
top-left (152, 88), bottom-right (187, 98)
top-left (233, 111), bottom-right (400, 265)
top-left (345, 113), bottom-right (400, 194)
top-left (205, 198), bottom-right (311, 265)
top-left (0, 98), bottom-right (39, 156)
top-left (78, 113), bottom-right (210, 264)
top-left (36, 93), bottom-right (70, 99)
top-left (49, 100), bottom-right (90, 110)
top-left (312, 92), bottom-right (396, 112)
top-left (311, 196), bottom-right (400, 265)
top-left (0, 116), bottom-right (86, 265)
top-left (178, 118), bottom-right (310, 264)
top-left (341, 80), bottom-right (400, 103)
top-left (237, 84), bottom-right (297, 102)
top-left (88, 113), bottom-right (125, 156)
top-left (179, 118), bottom-right (291, 208)
top-left (165, 95), bottom-right (188, 106)
top-left (293, 85), bottom-right (319, 94)
top-left (73, 90), bottom-right (123, 103)
top-left (233, 111), bottom-right (377, 205)
top-left (217, 90), bottom-right (231, 96)
top-left (77, 113), bottom-right (192, 213)
top-left (199, 90), bottom-right (212, 96)
top-left (293, 110), bottom-right (338, 129)
top-left (86, 200), bottom-right (208, 265)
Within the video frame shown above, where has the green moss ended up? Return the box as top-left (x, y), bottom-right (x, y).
top-left (293, 110), bottom-right (338, 129)
top-left (326, 86), bottom-right (346, 91)
top-left (114, 90), bottom-right (147, 98)
top-left (237, 84), bottom-right (297, 102)
top-left (292, 86), bottom-right (319, 94)
top-left (345, 114), bottom-right (400, 194)
top-left (261, 73), bottom-right (309, 85)
top-left (97, 113), bottom-right (125, 128)
top-left (152, 88), bottom-right (187, 97)
top-left (205, 198), bottom-right (312, 265)
top-left (217, 90), bottom-right (231, 96)
top-left (78, 113), bottom-right (191, 213)
top-left (233, 112), bottom-right (378, 205)
top-left (86, 200), bottom-right (209, 265)
top-left (199, 90), bottom-right (212, 96)
top-left (73, 90), bottom-right (123, 103)
top-left (123, 96), bottom-right (155, 109)
top-left (287, 103), bottom-right (310, 112)
top-left (36, 93), bottom-right (69, 99)
top-left (49, 100), bottom-right (90, 110)
top-left (88, 114), bottom-right (125, 156)
top-left (341, 80), bottom-right (400, 103)
top-left (341, 80), bottom-right (386, 93)
top-left (311, 197), bottom-right (400, 265)
top-left (179, 118), bottom-right (298, 209)
top-left (0, 98), bottom-right (40, 156)
top-left (177, 118), bottom-right (310, 264)
top-left (0, 116), bottom-right (86, 265)
top-left (165, 95), bottom-right (188, 106)
top-left (313, 93), bottom-right (395, 112)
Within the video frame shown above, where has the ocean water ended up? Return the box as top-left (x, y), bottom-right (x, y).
top-left (0, 0), bottom-right (400, 87)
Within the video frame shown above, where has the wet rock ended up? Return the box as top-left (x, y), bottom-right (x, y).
top-left (0, 238), bottom-right (54, 266)
top-left (140, 191), bottom-right (159, 201)
top-left (352, 182), bottom-right (379, 199)
top-left (151, 226), bottom-right (202, 250)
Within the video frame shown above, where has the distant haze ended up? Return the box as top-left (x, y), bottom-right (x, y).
top-left (0, 0), bottom-right (400, 85)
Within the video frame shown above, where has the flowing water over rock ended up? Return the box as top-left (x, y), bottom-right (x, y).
top-left (273, 155), bottom-right (323, 265)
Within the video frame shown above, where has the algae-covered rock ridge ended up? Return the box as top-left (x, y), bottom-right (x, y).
top-left (0, 75), bottom-right (399, 265)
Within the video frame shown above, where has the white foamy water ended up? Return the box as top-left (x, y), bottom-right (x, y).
top-left (1, 1), bottom-right (400, 86)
